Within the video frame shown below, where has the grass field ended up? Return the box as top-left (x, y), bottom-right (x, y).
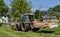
top-left (0, 22), bottom-right (60, 37)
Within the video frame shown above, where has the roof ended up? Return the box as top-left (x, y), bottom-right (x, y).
top-left (54, 12), bottom-right (60, 16)
top-left (23, 13), bottom-right (35, 15)
top-left (42, 15), bottom-right (57, 19)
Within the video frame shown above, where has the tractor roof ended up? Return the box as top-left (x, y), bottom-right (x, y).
top-left (42, 16), bottom-right (57, 19)
top-left (23, 13), bottom-right (35, 15)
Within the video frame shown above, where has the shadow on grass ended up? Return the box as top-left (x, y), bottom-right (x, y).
top-left (35, 30), bottom-right (55, 33)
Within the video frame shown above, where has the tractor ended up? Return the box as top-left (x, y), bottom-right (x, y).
top-left (11, 13), bottom-right (58, 32)
top-left (11, 13), bottom-right (41, 32)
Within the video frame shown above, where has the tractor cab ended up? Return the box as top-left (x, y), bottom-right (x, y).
top-left (22, 13), bottom-right (35, 23)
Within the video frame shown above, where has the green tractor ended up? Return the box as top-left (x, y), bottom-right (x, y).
top-left (11, 13), bottom-right (40, 32)
top-left (11, 13), bottom-right (58, 32)
top-left (20, 13), bottom-right (36, 31)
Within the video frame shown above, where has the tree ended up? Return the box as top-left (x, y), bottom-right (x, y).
top-left (34, 10), bottom-right (40, 19)
top-left (52, 5), bottom-right (60, 12)
top-left (10, 0), bottom-right (32, 21)
top-left (34, 10), bottom-right (45, 19)
top-left (48, 5), bottom-right (60, 18)
top-left (48, 5), bottom-right (60, 12)
top-left (0, 0), bottom-right (8, 16)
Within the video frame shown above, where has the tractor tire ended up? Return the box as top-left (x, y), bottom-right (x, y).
top-left (32, 28), bottom-right (40, 32)
top-left (21, 23), bottom-right (30, 32)
top-left (11, 22), bottom-right (21, 31)
top-left (16, 23), bottom-right (21, 31)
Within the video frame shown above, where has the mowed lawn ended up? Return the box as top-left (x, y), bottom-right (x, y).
top-left (0, 22), bottom-right (60, 37)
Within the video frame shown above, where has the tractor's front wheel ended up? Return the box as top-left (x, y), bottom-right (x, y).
top-left (11, 23), bottom-right (21, 31)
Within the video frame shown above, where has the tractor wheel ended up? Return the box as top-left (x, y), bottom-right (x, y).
top-left (16, 23), bottom-right (21, 31)
top-left (11, 23), bottom-right (21, 31)
top-left (32, 28), bottom-right (40, 32)
top-left (21, 23), bottom-right (30, 32)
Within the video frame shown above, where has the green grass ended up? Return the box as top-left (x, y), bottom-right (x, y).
top-left (0, 22), bottom-right (60, 37)
top-left (0, 31), bottom-right (13, 37)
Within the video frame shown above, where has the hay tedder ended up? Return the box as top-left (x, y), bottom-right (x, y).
top-left (11, 13), bottom-right (58, 32)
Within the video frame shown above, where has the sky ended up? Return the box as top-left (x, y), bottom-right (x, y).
top-left (4, 0), bottom-right (60, 12)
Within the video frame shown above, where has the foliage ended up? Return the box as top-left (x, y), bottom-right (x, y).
top-left (10, 0), bottom-right (32, 21)
top-left (48, 5), bottom-right (60, 12)
top-left (34, 10), bottom-right (45, 19)
top-left (0, 0), bottom-right (8, 16)
top-left (48, 5), bottom-right (60, 18)
top-left (34, 10), bottom-right (40, 19)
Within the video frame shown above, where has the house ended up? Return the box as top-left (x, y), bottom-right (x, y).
top-left (0, 16), bottom-right (8, 23)
top-left (0, 8), bottom-right (12, 24)
top-left (41, 11), bottom-right (59, 23)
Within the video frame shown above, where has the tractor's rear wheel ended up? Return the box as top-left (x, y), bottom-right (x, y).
top-left (21, 23), bottom-right (30, 32)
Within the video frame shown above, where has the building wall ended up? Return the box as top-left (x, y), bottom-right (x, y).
top-left (0, 16), bottom-right (8, 23)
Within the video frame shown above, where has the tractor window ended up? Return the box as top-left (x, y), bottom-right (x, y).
top-left (22, 15), bottom-right (27, 20)
top-left (28, 15), bottom-right (34, 22)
